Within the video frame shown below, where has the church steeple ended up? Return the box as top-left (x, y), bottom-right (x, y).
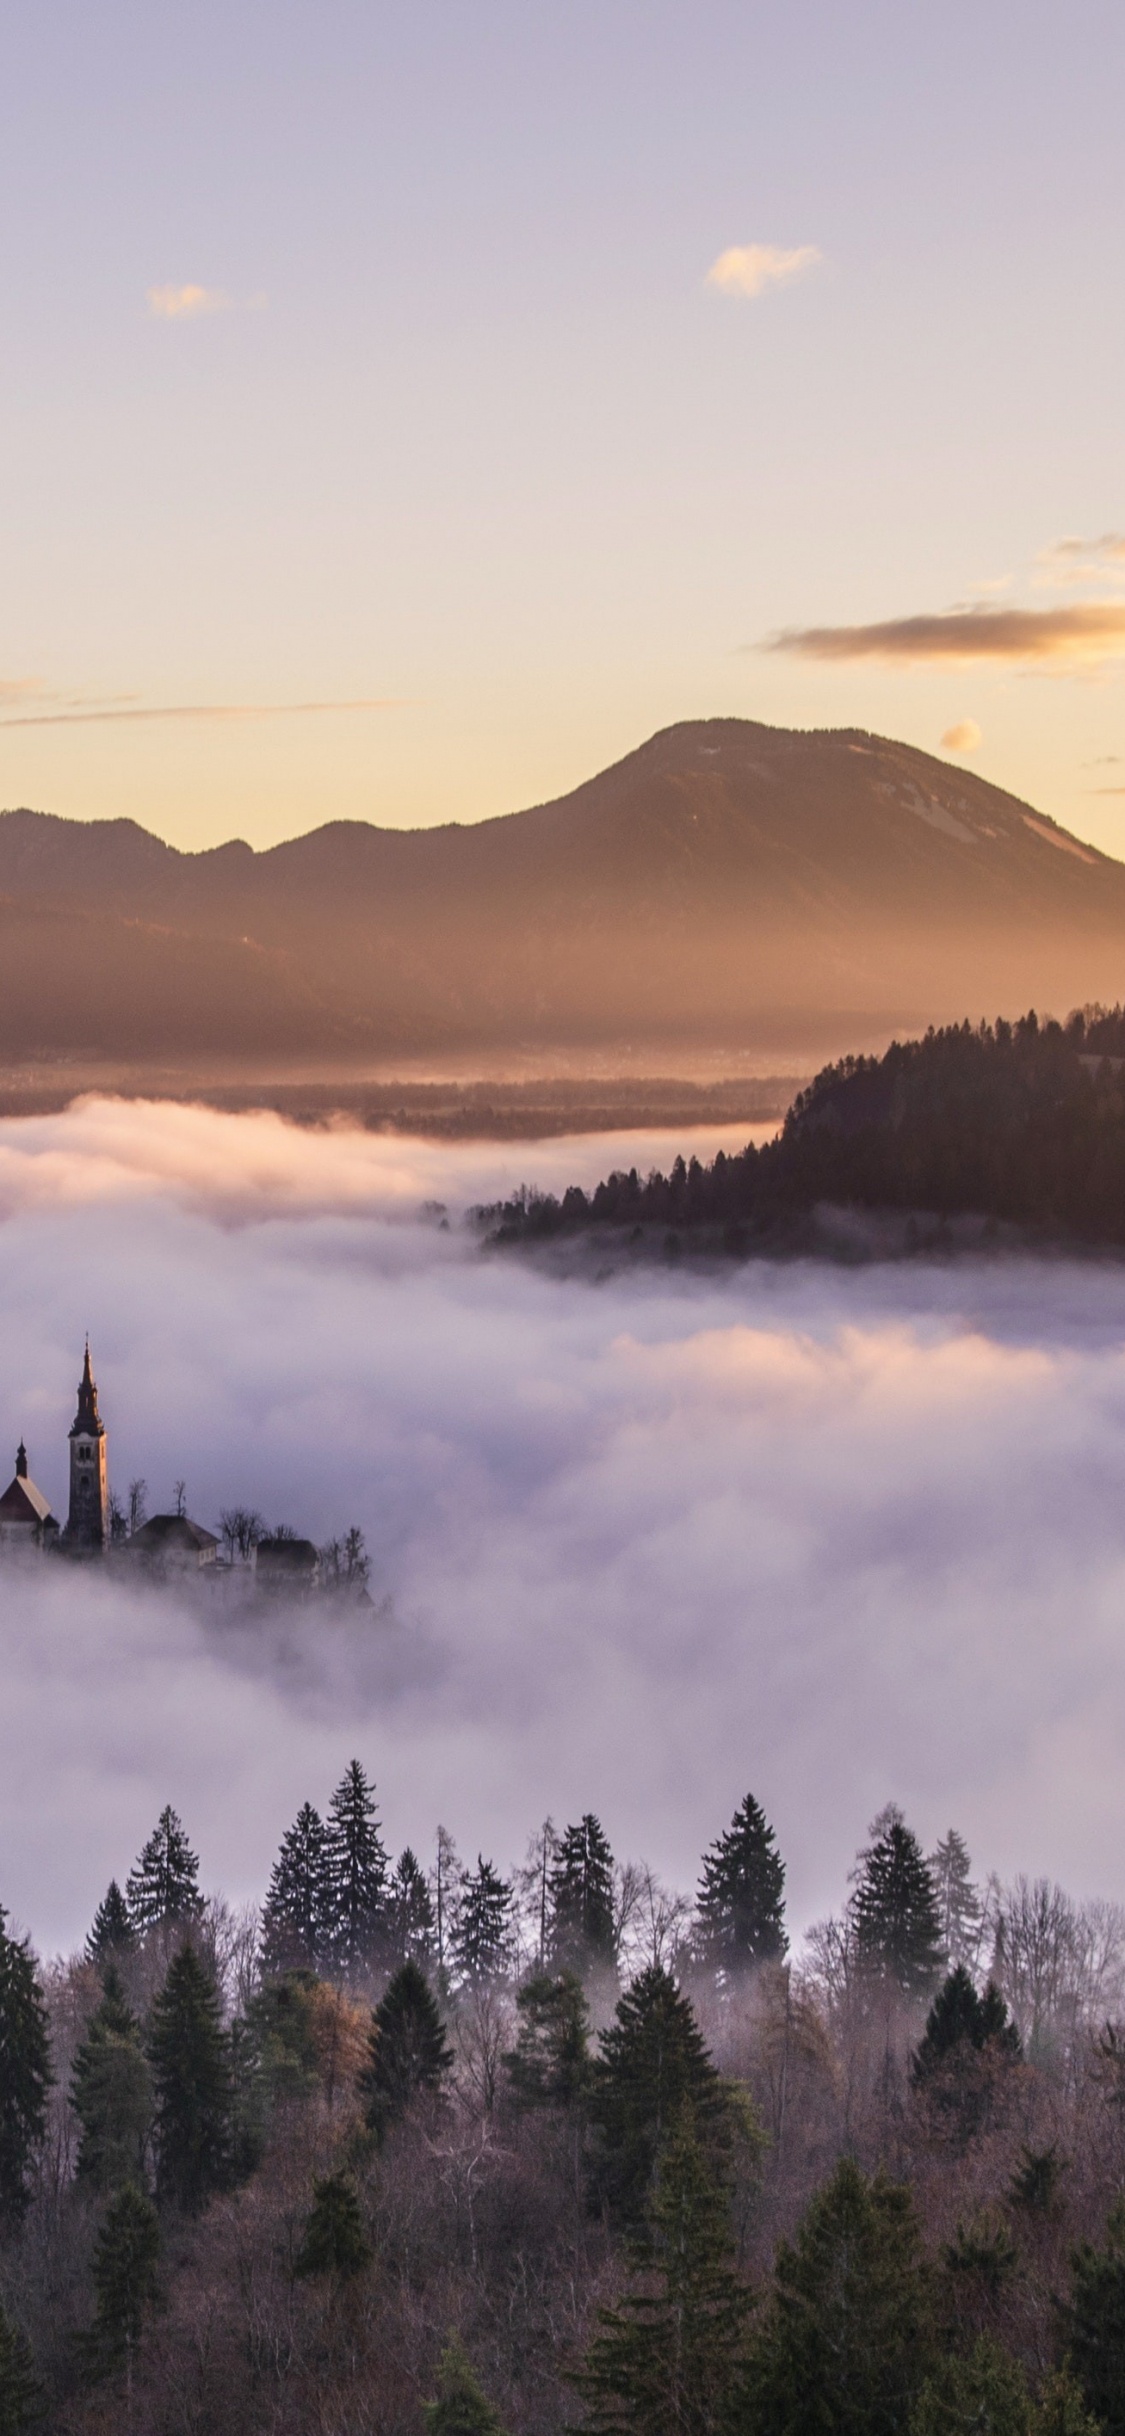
top-left (65, 1340), bottom-right (109, 1551)
top-left (70, 1339), bottom-right (104, 1440)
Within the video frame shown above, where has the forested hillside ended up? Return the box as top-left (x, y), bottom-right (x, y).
top-left (484, 1007), bottom-right (1125, 1255)
top-left (3, 1774), bottom-right (1125, 2431)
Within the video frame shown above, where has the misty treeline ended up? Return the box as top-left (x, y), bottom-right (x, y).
top-left (482, 1006), bottom-right (1125, 1254)
top-left (4, 1791), bottom-right (1125, 2434)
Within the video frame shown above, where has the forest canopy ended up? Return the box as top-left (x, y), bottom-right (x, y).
top-left (479, 1007), bottom-right (1125, 1255)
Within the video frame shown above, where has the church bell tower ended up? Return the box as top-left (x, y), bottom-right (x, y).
top-left (66, 1341), bottom-right (109, 1551)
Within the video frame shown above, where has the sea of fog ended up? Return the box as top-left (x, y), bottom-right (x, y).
top-left (3, 1095), bottom-right (1125, 1956)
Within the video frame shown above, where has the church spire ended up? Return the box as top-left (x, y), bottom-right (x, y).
top-left (70, 1339), bottom-right (104, 1440)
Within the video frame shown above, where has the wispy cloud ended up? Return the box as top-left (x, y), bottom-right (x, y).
top-left (1035, 535), bottom-right (1125, 592)
top-left (146, 283), bottom-right (233, 320)
top-left (705, 242), bottom-right (821, 300)
top-left (764, 604), bottom-right (1125, 668)
top-left (941, 719), bottom-right (982, 752)
top-left (0, 698), bottom-right (398, 730)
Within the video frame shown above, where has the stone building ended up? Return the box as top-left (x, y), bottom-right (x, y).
top-left (0, 1444), bottom-right (58, 1551)
top-left (65, 1341), bottom-right (110, 1552)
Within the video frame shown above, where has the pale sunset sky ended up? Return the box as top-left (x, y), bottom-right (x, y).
top-left (3, 0), bottom-right (1124, 852)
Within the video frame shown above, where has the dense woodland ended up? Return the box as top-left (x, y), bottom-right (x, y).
top-left (481, 1008), bottom-right (1125, 1255)
top-left (3, 1778), bottom-right (1125, 2430)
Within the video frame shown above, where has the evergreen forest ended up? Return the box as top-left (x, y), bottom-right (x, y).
top-left (3, 1781), bottom-right (1125, 2432)
top-left (481, 1008), bottom-right (1125, 1255)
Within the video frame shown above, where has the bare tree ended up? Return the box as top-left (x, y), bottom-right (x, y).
top-left (514, 1818), bottom-right (557, 1976)
top-left (616, 1861), bottom-right (692, 1978)
top-left (127, 1477), bottom-right (148, 1534)
top-left (454, 1982), bottom-right (515, 2116)
top-left (429, 1825), bottom-right (461, 1981)
top-left (220, 1507), bottom-right (265, 1562)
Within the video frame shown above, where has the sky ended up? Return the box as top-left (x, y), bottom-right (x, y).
top-left (3, 0), bottom-right (1125, 854)
top-left (6, 1101), bottom-right (1125, 1956)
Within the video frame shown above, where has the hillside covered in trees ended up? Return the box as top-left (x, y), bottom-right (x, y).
top-left (482, 1008), bottom-right (1125, 1257)
top-left (4, 1777), bottom-right (1125, 2431)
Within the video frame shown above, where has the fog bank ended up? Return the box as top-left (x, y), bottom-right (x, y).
top-left (2, 1098), bottom-right (1125, 1953)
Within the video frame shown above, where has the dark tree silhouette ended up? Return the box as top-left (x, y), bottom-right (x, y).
top-left (125, 1807), bottom-right (203, 1932)
top-left (549, 1815), bottom-right (617, 1977)
top-left (358, 1961), bottom-right (453, 2141)
top-left (71, 1966), bottom-right (152, 2192)
top-left (295, 2171), bottom-right (372, 2279)
top-left (260, 1802), bottom-right (330, 1974)
top-left (696, 1791), bottom-right (787, 1975)
top-left (148, 1944), bottom-right (232, 2212)
top-left (322, 1762), bottom-right (389, 1971)
top-left (0, 1907), bottom-right (50, 2227)
top-left (851, 1807), bottom-right (944, 2000)
top-left (588, 1965), bottom-right (729, 2225)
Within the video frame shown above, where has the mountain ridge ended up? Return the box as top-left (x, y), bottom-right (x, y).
top-left (3, 719), bottom-right (1125, 1062)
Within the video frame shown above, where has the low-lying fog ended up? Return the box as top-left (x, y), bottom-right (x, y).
top-left (3, 1096), bottom-right (1125, 1957)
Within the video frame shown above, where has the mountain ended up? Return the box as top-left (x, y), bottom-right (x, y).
top-left (3, 719), bottom-right (1125, 1064)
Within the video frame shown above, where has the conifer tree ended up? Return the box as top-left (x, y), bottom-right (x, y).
top-left (743, 2155), bottom-right (934, 2436)
top-left (574, 2108), bottom-right (752, 2436)
top-left (424, 2336), bottom-right (509, 2436)
top-left (359, 1960), bottom-right (454, 2141)
top-left (148, 1944), bottom-right (232, 2212)
top-left (86, 2183), bottom-right (161, 2387)
top-left (294, 2170), bottom-right (372, 2278)
top-left (322, 1762), bottom-right (389, 1971)
top-left (452, 1859), bottom-right (513, 1987)
top-left (0, 1906), bottom-right (51, 2227)
top-left (506, 1973), bottom-right (591, 2108)
top-left (913, 1966), bottom-right (1021, 2092)
top-left (851, 1807), bottom-right (944, 2000)
top-left (85, 1880), bottom-right (135, 1968)
top-left (927, 1830), bottom-right (985, 1974)
top-left (72, 1966), bottom-right (153, 2192)
top-left (548, 1816), bottom-right (617, 1978)
top-left (260, 1803), bottom-right (330, 1974)
top-left (696, 1792), bottom-right (788, 1975)
top-left (909, 2334), bottom-right (1031, 2436)
top-left (125, 1807), bottom-right (203, 1932)
top-left (1064, 2200), bottom-right (1125, 2435)
top-left (0, 2300), bottom-right (41, 2434)
top-left (386, 1847), bottom-right (437, 1969)
top-left (588, 1965), bottom-right (729, 2225)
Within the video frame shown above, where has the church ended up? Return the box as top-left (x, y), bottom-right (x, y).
top-left (0, 1343), bottom-right (330, 1595)
top-left (0, 1343), bottom-right (114, 1554)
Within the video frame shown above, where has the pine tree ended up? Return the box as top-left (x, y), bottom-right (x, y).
top-left (85, 1880), bottom-right (135, 1968)
top-left (0, 1906), bottom-right (51, 2227)
top-left (743, 2155), bottom-right (934, 2436)
top-left (71, 1967), bottom-right (153, 2192)
top-left (386, 1848), bottom-right (436, 1969)
top-left (125, 1807), bottom-right (203, 1932)
top-left (260, 1803), bottom-right (330, 1974)
top-left (452, 1859), bottom-right (513, 1987)
top-left (573, 2107), bottom-right (752, 2436)
top-left (148, 1944), bottom-right (232, 2212)
top-left (909, 2334), bottom-right (1031, 2436)
top-left (696, 1792), bottom-right (787, 1976)
top-left (294, 2170), bottom-right (372, 2278)
top-left (322, 1762), bottom-right (389, 1971)
top-left (424, 2336), bottom-right (509, 2436)
top-left (548, 1817), bottom-right (617, 1977)
top-left (1064, 2201), bottom-right (1125, 2435)
top-left (927, 1830), bottom-right (985, 1973)
top-left (359, 1960), bottom-right (454, 2141)
top-left (851, 1806), bottom-right (944, 2000)
top-left (913, 1967), bottom-right (1021, 2085)
top-left (1033, 2372), bottom-right (1104, 2436)
top-left (506, 1973), bottom-right (591, 2108)
top-left (86, 2183), bottom-right (161, 2386)
top-left (588, 1965), bottom-right (729, 2226)
top-left (0, 2300), bottom-right (41, 2434)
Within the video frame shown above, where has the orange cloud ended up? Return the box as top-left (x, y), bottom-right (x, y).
top-left (941, 720), bottom-right (982, 752)
top-left (765, 604), bottom-right (1125, 667)
top-left (146, 283), bottom-right (231, 320)
top-left (0, 699), bottom-right (398, 729)
top-left (705, 243), bottom-right (821, 299)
